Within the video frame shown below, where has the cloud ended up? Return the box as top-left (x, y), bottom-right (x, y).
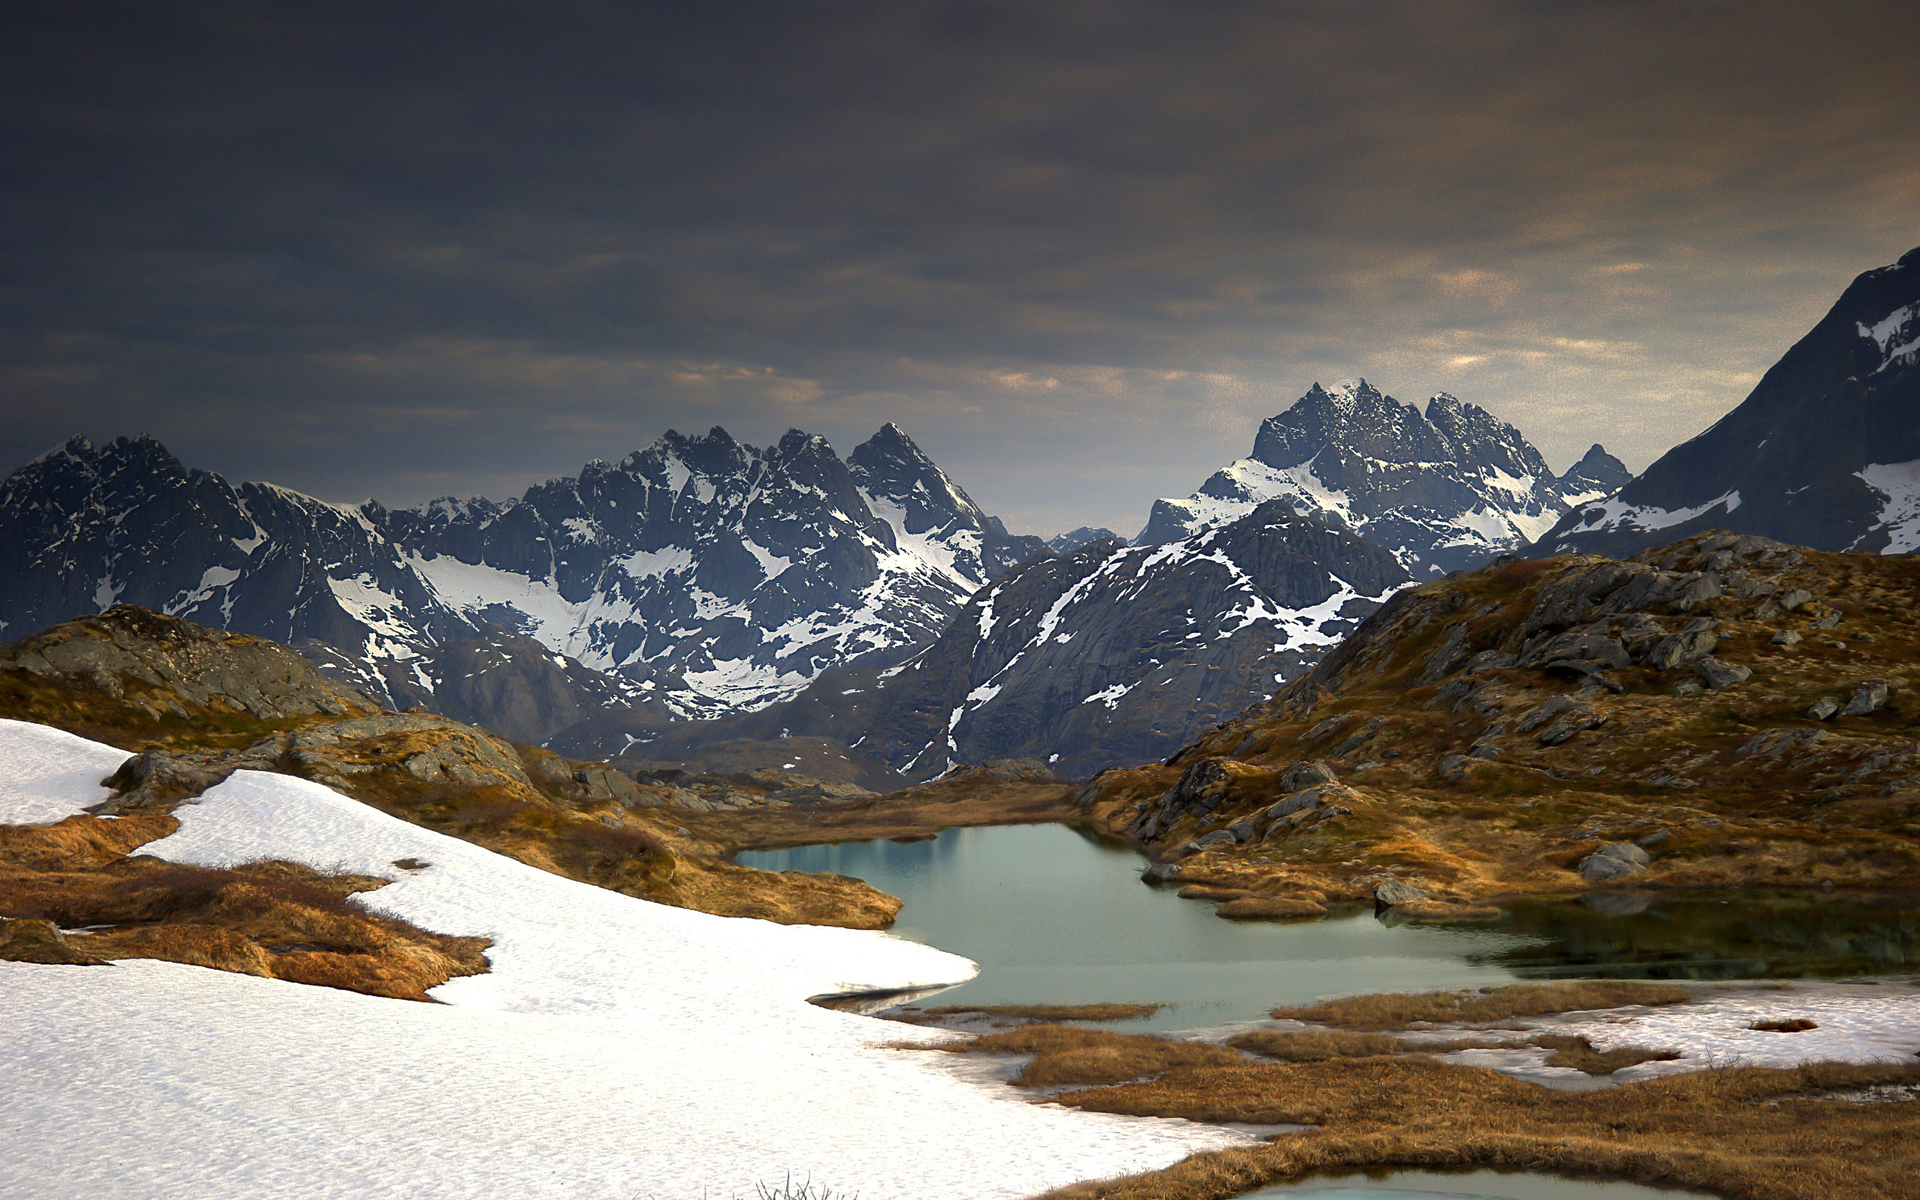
top-left (1, 0), bottom-right (1917, 533)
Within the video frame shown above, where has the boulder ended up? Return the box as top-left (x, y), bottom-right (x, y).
top-left (1372, 878), bottom-right (1429, 907)
top-left (1644, 627), bottom-right (1718, 670)
top-left (1578, 842), bottom-right (1651, 881)
top-left (1692, 657), bottom-right (1752, 690)
top-left (1279, 760), bottom-right (1337, 791)
top-left (1808, 698), bottom-right (1840, 721)
top-left (1537, 706), bottom-right (1605, 747)
top-left (1779, 588), bottom-right (1815, 612)
top-left (1180, 829), bottom-right (1239, 856)
top-left (1771, 630), bottom-right (1803, 646)
top-left (1841, 681), bottom-right (1890, 717)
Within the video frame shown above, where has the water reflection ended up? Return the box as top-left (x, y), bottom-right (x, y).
top-left (739, 824), bottom-right (1918, 1031)
top-left (1483, 892), bottom-right (1920, 980)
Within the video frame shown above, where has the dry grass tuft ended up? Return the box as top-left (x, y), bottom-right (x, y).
top-left (1024, 1036), bottom-right (1920, 1200)
top-left (1752, 1017), bottom-right (1820, 1033)
top-left (1269, 981), bottom-right (1696, 1029)
top-left (1530, 1034), bottom-right (1682, 1075)
top-left (1215, 895), bottom-right (1328, 921)
top-left (941, 1024), bottom-right (1243, 1089)
top-left (896, 1003), bottom-right (1163, 1024)
top-left (1227, 1029), bottom-right (1417, 1062)
top-left (0, 815), bottom-right (489, 1000)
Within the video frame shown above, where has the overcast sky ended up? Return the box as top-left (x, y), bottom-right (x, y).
top-left (5, 1), bottom-right (1919, 537)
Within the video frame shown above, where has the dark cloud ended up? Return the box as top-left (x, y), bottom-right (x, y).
top-left (4, 0), bottom-right (1919, 534)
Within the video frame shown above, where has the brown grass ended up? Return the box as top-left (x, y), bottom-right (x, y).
top-left (1752, 1017), bottom-right (1820, 1033)
top-left (943, 1024), bottom-right (1244, 1089)
top-left (1269, 981), bottom-right (1697, 1029)
top-left (0, 814), bottom-right (489, 1000)
top-left (1010, 1038), bottom-right (1920, 1200)
top-left (896, 1003), bottom-right (1164, 1025)
top-left (1530, 1034), bottom-right (1682, 1075)
top-left (1215, 895), bottom-right (1329, 921)
top-left (1227, 1029), bottom-right (1419, 1062)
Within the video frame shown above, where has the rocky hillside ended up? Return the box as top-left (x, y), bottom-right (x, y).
top-left (0, 607), bottom-right (905, 927)
top-left (1536, 245), bottom-right (1920, 558)
top-left (0, 424), bottom-right (1040, 741)
top-left (578, 502), bottom-right (1410, 781)
top-left (1140, 380), bottom-right (1628, 574)
top-left (1077, 531), bottom-right (1920, 914)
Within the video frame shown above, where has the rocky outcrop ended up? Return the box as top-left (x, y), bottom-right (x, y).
top-left (1071, 529), bottom-right (1920, 905)
top-left (1, 606), bottom-right (374, 722)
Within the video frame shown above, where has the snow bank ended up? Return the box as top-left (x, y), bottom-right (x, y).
top-left (0, 721), bottom-right (1246, 1199)
top-left (0, 718), bottom-right (129, 825)
top-left (1561, 982), bottom-right (1920, 1073)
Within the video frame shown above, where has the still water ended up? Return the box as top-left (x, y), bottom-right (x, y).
top-left (1244, 1169), bottom-right (1701, 1200)
top-left (738, 823), bottom-right (1919, 1031)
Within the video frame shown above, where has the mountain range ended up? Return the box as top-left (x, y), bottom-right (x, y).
top-left (1139, 380), bottom-right (1629, 573)
top-left (1537, 246), bottom-right (1920, 559)
top-left (568, 501), bottom-right (1410, 781)
top-left (0, 424), bottom-right (1040, 742)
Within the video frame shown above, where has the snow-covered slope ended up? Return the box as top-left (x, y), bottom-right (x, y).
top-left (0, 718), bottom-right (1244, 1198)
top-left (0, 426), bottom-right (1043, 737)
top-left (1140, 380), bottom-right (1627, 575)
top-left (610, 502), bottom-right (1411, 781)
top-left (1535, 245), bottom-right (1920, 559)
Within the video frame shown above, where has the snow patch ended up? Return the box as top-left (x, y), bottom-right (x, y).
top-left (0, 722), bottom-right (1246, 1198)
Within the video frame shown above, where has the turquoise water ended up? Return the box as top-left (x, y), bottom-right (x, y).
top-left (1244, 1169), bottom-right (1700, 1199)
top-left (738, 823), bottom-right (1920, 1031)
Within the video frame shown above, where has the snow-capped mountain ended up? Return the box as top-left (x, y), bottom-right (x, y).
top-left (1536, 246), bottom-right (1920, 559)
top-left (592, 501), bottom-right (1410, 781)
top-left (1139, 380), bottom-right (1627, 574)
top-left (0, 425), bottom-right (1043, 739)
top-left (1045, 526), bottom-right (1125, 554)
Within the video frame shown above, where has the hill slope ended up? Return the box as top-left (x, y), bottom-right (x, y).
top-left (1077, 531), bottom-right (1920, 909)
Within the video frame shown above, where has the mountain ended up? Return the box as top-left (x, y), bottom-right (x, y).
top-left (0, 425), bottom-right (1042, 741)
top-left (1535, 246), bottom-right (1920, 559)
top-left (1046, 526), bottom-right (1125, 554)
top-left (1139, 380), bottom-right (1626, 575)
top-left (574, 501), bottom-right (1411, 781)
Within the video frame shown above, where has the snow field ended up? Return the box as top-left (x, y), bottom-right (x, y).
top-left (0, 719), bottom-right (1248, 1200)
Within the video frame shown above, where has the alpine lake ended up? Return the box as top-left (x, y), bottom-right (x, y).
top-left (740, 822), bottom-right (1918, 1200)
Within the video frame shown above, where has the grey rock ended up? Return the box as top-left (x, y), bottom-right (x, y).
top-left (1537, 706), bottom-right (1606, 746)
top-left (1180, 829), bottom-right (1239, 856)
top-left (1644, 627), bottom-right (1719, 670)
top-left (1813, 608), bottom-right (1842, 630)
top-left (1841, 681), bottom-right (1890, 717)
top-left (1779, 589), bottom-right (1815, 612)
top-left (1279, 759), bottom-right (1337, 791)
top-left (1671, 680), bottom-right (1705, 697)
top-left (1578, 842), bottom-right (1651, 881)
top-left (1372, 878), bottom-right (1429, 907)
top-left (1808, 697), bottom-right (1841, 721)
top-left (1771, 630), bottom-right (1803, 646)
top-left (1692, 657), bottom-right (1752, 690)
top-left (1517, 694), bottom-right (1579, 734)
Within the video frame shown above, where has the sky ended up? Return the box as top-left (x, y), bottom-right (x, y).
top-left (4, 1), bottom-right (1919, 538)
